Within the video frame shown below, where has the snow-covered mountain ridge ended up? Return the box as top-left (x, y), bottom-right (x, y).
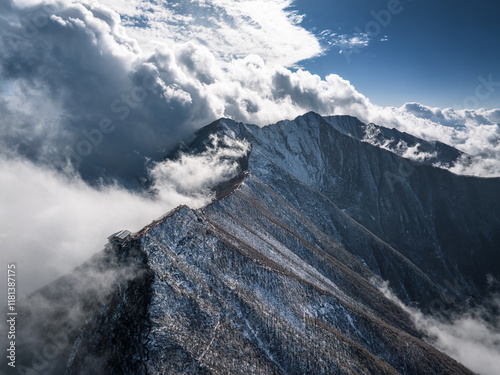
top-left (4, 112), bottom-right (499, 374)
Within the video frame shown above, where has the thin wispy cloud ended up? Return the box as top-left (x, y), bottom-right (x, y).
top-left (319, 29), bottom-right (370, 54)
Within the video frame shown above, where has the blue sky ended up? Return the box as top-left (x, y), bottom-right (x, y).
top-left (294, 0), bottom-right (500, 109)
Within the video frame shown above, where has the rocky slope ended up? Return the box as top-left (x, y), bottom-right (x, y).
top-left (4, 112), bottom-right (499, 374)
top-left (220, 113), bottom-right (500, 308)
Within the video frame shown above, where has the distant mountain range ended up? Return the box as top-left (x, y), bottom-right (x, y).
top-left (4, 112), bottom-right (499, 374)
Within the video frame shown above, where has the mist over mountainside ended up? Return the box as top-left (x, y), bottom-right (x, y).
top-left (3, 113), bottom-right (499, 375)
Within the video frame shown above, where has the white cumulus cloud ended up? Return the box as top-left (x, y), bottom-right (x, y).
top-left (98, 0), bottom-right (322, 67)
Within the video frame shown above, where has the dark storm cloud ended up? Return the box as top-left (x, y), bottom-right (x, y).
top-left (0, 1), bottom-right (217, 182)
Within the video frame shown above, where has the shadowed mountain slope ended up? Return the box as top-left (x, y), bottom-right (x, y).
top-left (203, 113), bottom-right (500, 308)
top-left (3, 112), bottom-right (497, 374)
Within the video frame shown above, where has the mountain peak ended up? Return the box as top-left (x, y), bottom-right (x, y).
top-left (5, 113), bottom-right (498, 375)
